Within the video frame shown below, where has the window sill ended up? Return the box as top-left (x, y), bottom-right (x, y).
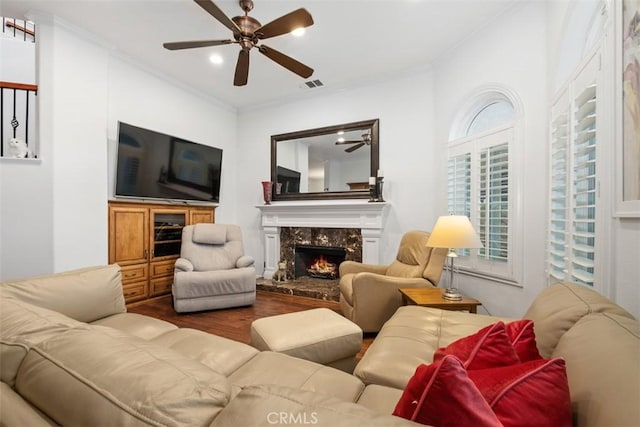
top-left (456, 267), bottom-right (522, 288)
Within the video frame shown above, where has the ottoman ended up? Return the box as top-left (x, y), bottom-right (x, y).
top-left (250, 308), bottom-right (363, 373)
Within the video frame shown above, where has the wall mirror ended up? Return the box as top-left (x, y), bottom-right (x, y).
top-left (271, 118), bottom-right (379, 201)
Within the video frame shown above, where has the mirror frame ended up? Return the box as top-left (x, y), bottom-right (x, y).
top-left (271, 119), bottom-right (379, 201)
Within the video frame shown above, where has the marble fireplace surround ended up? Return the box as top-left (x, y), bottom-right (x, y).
top-left (256, 200), bottom-right (390, 279)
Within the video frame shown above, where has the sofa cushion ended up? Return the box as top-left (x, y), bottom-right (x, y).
top-left (0, 264), bottom-right (125, 323)
top-left (433, 321), bottom-right (520, 369)
top-left (552, 312), bottom-right (640, 427)
top-left (523, 282), bottom-right (635, 358)
top-left (15, 326), bottom-right (230, 427)
top-left (210, 384), bottom-right (417, 427)
top-left (0, 382), bottom-right (56, 427)
top-left (0, 297), bottom-right (88, 387)
top-left (91, 312), bottom-right (178, 340)
top-left (150, 328), bottom-right (259, 376)
top-left (468, 358), bottom-right (572, 427)
top-left (393, 355), bottom-right (501, 426)
top-left (227, 351), bottom-right (365, 403)
top-left (356, 384), bottom-right (404, 416)
top-left (354, 306), bottom-right (514, 389)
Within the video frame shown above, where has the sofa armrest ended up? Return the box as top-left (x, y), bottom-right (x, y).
top-left (339, 261), bottom-right (388, 277)
top-left (174, 258), bottom-right (194, 273)
top-left (350, 273), bottom-right (435, 332)
top-left (236, 255), bottom-right (255, 268)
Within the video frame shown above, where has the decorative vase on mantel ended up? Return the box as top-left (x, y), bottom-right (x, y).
top-left (261, 181), bottom-right (273, 205)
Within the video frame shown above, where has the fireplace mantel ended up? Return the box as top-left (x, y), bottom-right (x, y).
top-left (256, 200), bottom-right (390, 279)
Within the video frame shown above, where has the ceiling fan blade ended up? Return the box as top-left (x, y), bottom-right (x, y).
top-left (163, 39), bottom-right (233, 50)
top-left (335, 140), bottom-right (364, 145)
top-left (345, 143), bottom-right (365, 153)
top-left (258, 45), bottom-right (313, 78)
top-left (194, 0), bottom-right (240, 34)
top-left (257, 8), bottom-right (313, 40)
top-left (234, 50), bottom-right (250, 86)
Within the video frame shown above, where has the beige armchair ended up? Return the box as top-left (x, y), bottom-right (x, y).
top-left (339, 230), bottom-right (447, 332)
top-left (173, 223), bottom-right (256, 313)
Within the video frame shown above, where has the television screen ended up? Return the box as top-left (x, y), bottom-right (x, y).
top-left (276, 166), bottom-right (301, 193)
top-left (115, 122), bottom-right (222, 203)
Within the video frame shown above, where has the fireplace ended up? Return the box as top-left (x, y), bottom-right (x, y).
top-left (280, 227), bottom-right (361, 281)
top-left (256, 200), bottom-right (390, 280)
top-left (294, 245), bottom-right (347, 280)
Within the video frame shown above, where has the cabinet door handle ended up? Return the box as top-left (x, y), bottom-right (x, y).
top-left (144, 249), bottom-right (148, 260)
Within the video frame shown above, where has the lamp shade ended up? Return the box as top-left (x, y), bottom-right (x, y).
top-left (426, 215), bottom-right (484, 249)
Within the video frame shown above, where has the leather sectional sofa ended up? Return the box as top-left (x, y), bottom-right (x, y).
top-left (1, 264), bottom-right (638, 426)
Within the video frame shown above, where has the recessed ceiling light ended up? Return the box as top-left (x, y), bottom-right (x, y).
top-left (337, 137), bottom-right (345, 143)
top-left (209, 54), bottom-right (224, 65)
top-left (337, 131), bottom-right (344, 135)
top-left (291, 27), bottom-right (305, 37)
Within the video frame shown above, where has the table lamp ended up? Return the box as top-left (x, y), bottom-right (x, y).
top-left (426, 215), bottom-right (483, 300)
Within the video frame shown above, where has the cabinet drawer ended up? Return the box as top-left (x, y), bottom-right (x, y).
top-left (151, 260), bottom-right (176, 278)
top-left (150, 276), bottom-right (173, 296)
top-left (122, 281), bottom-right (148, 303)
top-left (120, 265), bottom-right (148, 284)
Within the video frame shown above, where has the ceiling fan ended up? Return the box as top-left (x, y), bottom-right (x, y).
top-left (163, 0), bottom-right (314, 86)
top-left (335, 132), bottom-right (372, 153)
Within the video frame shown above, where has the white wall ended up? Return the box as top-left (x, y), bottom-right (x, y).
top-left (0, 14), bottom-right (237, 280)
top-left (236, 70), bottom-right (438, 277)
top-left (432, 2), bottom-right (549, 317)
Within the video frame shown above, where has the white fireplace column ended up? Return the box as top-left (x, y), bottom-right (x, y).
top-left (256, 200), bottom-right (390, 279)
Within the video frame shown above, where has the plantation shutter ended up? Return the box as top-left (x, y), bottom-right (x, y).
top-left (448, 153), bottom-right (471, 256)
top-left (478, 143), bottom-right (509, 262)
top-left (549, 91), bottom-right (570, 283)
top-left (548, 52), bottom-right (599, 287)
top-left (571, 82), bottom-right (597, 285)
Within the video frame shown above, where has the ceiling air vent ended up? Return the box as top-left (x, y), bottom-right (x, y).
top-left (303, 79), bottom-right (324, 89)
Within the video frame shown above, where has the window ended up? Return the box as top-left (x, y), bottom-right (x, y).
top-left (548, 51), bottom-right (600, 287)
top-left (448, 95), bottom-right (519, 282)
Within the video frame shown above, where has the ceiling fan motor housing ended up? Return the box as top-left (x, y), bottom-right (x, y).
top-left (232, 15), bottom-right (261, 48)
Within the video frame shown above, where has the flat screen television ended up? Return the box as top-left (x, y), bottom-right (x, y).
top-left (276, 166), bottom-right (301, 193)
top-left (115, 122), bottom-right (222, 203)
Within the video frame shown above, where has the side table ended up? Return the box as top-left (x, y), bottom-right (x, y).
top-left (399, 288), bottom-right (482, 313)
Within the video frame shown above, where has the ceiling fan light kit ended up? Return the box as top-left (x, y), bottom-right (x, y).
top-left (164, 0), bottom-right (314, 86)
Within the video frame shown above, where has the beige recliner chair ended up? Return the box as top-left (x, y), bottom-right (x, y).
top-left (339, 230), bottom-right (447, 332)
top-left (173, 223), bottom-right (256, 313)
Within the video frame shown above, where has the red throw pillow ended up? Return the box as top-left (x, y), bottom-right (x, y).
top-left (468, 358), bottom-right (572, 427)
top-left (433, 321), bottom-right (520, 369)
top-left (393, 355), bottom-right (502, 427)
top-left (505, 319), bottom-right (542, 362)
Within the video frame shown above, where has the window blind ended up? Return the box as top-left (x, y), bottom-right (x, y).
top-left (478, 143), bottom-right (509, 262)
top-left (571, 83), bottom-right (596, 286)
top-left (548, 51), bottom-right (599, 288)
top-left (549, 109), bottom-right (569, 282)
top-left (448, 153), bottom-right (471, 256)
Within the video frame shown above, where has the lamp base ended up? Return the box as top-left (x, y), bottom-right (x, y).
top-left (442, 288), bottom-right (463, 301)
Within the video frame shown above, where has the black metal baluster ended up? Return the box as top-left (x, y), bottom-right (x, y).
top-left (25, 89), bottom-right (30, 148)
top-left (11, 89), bottom-right (18, 138)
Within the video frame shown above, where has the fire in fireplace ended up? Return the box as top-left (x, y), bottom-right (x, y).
top-left (294, 245), bottom-right (347, 280)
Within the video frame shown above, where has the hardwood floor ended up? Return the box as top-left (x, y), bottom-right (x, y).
top-left (128, 291), bottom-right (375, 362)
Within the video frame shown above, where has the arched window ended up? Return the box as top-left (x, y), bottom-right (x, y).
top-left (447, 89), bottom-right (520, 283)
top-left (466, 101), bottom-right (515, 135)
